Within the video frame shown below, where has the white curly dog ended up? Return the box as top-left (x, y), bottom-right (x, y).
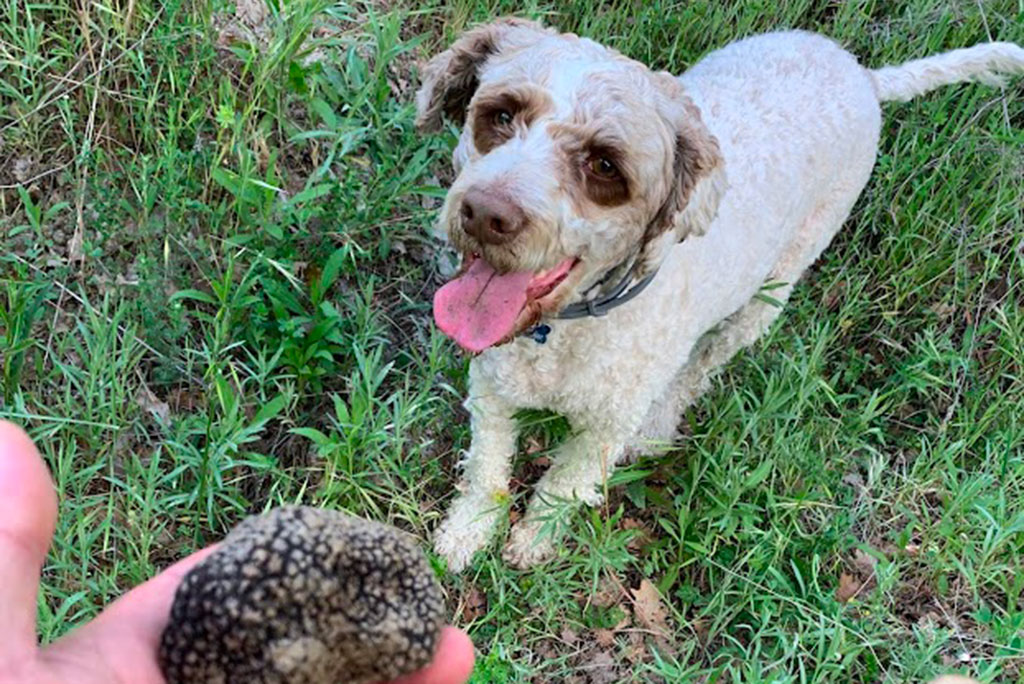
top-left (415, 19), bottom-right (1024, 571)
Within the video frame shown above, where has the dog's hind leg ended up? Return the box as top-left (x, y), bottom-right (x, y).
top-left (667, 175), bottom-right (875, 435)
top-left (626, 290), bottom-right (795, 460)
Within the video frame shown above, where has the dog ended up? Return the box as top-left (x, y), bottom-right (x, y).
top-left (415, 19), bottom-right (1024, 570)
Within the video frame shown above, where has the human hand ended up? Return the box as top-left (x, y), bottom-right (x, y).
top-left (0, 420), bottom-right (474, 684)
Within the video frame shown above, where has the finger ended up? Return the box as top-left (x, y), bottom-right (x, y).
top-left (0, 420), bottom-right (58, 662)
top-left (72, 545), bottom-right (218, 647)
top-left (387, 626), bottom-right (476, 684)
top-left (41, 546), bottom-right (217, 683)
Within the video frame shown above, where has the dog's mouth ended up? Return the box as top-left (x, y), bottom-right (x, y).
top-left (433, 254), bottom-right (579, 353)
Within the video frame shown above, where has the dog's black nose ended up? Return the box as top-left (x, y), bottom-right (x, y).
top-left (460, 188), bottom-right (527, 245)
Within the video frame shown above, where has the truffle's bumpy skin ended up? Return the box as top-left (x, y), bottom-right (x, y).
top-left (158, 506), bottom-right (445, 684)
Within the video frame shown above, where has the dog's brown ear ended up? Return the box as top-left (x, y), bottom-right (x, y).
top-left (636, 75), bottom-right (726, 276)
top-left (415, 18), bottom-right (550, 132)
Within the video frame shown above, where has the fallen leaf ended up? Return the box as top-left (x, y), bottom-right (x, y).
top-left (841, 471), bottom-right (866, 491)
top-left (852, 549), bottom-right (878, 577)
top-left (590, 576), bottom-right (623, 608)
top-left (624, 631), bottom-right (647, 664)
top-left (235, 0), bottom-right (267, 27)
top-left (691, 617), bottom-right (710, 645)
top-left (592, 629), bottom-right (615, 648)
top-left (136, 385), bottom-right (170, 423)
top-left (836, 572), bottom-right (865, 603)
top-left (631, 579), bottom-right (671, 638)
top-left (166, 387), bottom-right (203, 413)
top-left (621, 518), bottom-right (651, 550)
top-left (536, 639), bottom-right (559, 659)
top-left (586, 651), bottom-right (618, 684)
top-left (67, 227), bottom-right (84, 263)
top-left (458, 586), bottom-right (486, 622)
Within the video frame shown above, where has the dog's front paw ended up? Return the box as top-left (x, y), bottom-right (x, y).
top-left (502, 519), bottom-right (557, 569)
top-left (434, 494), bottom-right (505, 573)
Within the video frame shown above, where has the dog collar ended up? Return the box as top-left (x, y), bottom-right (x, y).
top-left (556, 268), bottom-right (658, 319)
top-left (523, 262), bottom-right (659, 343)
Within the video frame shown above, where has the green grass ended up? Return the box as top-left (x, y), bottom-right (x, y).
top-left (2, 0), bottom-right (1022, 681)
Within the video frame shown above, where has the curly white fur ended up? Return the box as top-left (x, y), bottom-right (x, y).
top-left (417, 25), bottom-right (1024, 571)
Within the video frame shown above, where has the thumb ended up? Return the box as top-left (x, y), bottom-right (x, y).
top-left (0, 421), bottom-right (58, 663)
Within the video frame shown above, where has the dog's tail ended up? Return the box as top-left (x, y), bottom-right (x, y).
top-left (870, 42), bottom-right (1024, 103)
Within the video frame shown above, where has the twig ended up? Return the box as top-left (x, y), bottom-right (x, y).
top-left (70, 12), bottom-right (107, 266)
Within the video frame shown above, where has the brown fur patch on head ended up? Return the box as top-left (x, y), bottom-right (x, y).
top-left (578, 142), bottom-right (631, 207)
top-left (549, 122), bottom-right (634, 217)
top-left (644, 128), bottom-right (720, 240)
top-left (635, 74), bottom-right (726, 275)
top-left (415, 18), bottom-right (552, 132)
top-left (470, 85), bottom-right (553, 154)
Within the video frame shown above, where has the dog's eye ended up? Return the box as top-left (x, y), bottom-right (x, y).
top-left (587, 156), bottom-right (620, 179)
top-left (493, 109), bottom-right (514, 127)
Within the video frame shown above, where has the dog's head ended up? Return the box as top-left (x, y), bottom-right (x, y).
top-left (417, 18), bottom-right (725, 353)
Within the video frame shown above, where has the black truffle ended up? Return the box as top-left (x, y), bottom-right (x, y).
top-left (159, 506), bottom-right (445, 684)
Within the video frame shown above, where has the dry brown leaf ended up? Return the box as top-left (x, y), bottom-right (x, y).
top-left (586, 651), bottom-right (618, 684)
top-left (235, 0), bottom-right (267, 27)
top-left (632, 579), bottom-right (670, 638)
top-left (136, 385), bottom-right (170, 423)
top-left (590, 576), bottom-right (623, 608)
top-left (536, 639), bottom-right (559, 660)
top-left (691, 617), bottom-right (710, 645)
top-left (167, 387), bottom-right (203, 413)
top-left (67, 227), bottom-right (84, 263)
top-left (852, 549), bottom-right (878, 577)
top-left (458, 586), bottom-right (486, 622)
top-left (836, 572), bottom-right (865, 603)
top-left (624, 631), bottom-right (647, 664)
top-left (621, 517), bottom-right (651, 550)
top-left (592, 629), bottom-right (616, 648)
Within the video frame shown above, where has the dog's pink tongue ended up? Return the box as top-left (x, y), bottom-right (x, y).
top-left (434, 259), bottom-right (533, 353)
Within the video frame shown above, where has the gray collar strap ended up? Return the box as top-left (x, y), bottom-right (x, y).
top-left (556, 267), bottom-right (658, 319)
top-left (522, 262), bottom-right (659, 343)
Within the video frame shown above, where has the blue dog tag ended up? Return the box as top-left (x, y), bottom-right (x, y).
top-left (529, 324), bottom-right (552, 344)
